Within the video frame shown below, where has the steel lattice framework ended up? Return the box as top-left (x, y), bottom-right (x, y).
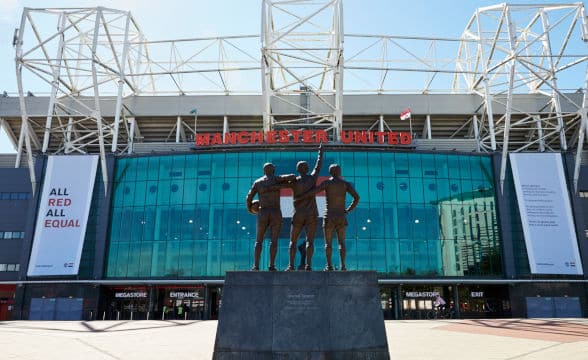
top-left (14, 7), bottom-right (147, 189)
top-left (8, 2), bottom-right (588, 193)
top-left (452, 3), bottom-right (588, 191)
top-left (261, 0), bottom-right (344, 138)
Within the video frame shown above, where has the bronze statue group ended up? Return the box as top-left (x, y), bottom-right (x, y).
top-left (246, 144), bottom-right (360, 272)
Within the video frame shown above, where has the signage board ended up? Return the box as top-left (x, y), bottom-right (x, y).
top-left (510, 153), bottom-right (583, 275)
top-left (404, 291), bottom-right (440, 298)
top-left (115, 292), bottom-right (148, 298)
top-left (27, 155), bottom-right (99, 276)
top-left (170, 291), bottom-right (202, 299)
top-left (194, 129), bottom-right (412, 147)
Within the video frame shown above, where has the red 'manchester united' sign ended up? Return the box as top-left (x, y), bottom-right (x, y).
top-left (194, 130), bottom-right (412, 146)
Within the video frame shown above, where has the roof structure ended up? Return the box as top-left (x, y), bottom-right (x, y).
top-left (1, 1), bottom-right (587, 192)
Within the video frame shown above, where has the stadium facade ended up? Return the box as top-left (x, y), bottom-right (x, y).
top-left (1, 1), bottom-right (588, 321)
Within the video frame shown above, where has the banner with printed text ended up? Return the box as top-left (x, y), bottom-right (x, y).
top-left (510, 153), bottom-right (583, 275)
top-left (27, 155), bottom-right (99, 276)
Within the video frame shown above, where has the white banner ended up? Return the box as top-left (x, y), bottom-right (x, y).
top-left (510, 153), bottom-right (583, 275)
top-left (27, 155), bottom-right (99, 276)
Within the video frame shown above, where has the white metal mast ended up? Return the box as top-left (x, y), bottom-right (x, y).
top-left (14, 7), bottom-right (148, 193)
top-left (261, 0), bottom-right (344, 140)
top-left (453, 3), bottom-right (588, 191)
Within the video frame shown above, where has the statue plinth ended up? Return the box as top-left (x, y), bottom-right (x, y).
top-left (213, 271), bottom-right (390, 360)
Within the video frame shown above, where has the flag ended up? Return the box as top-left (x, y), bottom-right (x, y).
top-left (400, 107), bottom-right (411, 120)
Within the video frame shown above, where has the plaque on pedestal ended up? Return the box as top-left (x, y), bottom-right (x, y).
top-left (213, 271), bottom-right (389, 360)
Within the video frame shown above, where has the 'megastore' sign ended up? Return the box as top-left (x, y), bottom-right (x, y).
top-left (404, 291), bottom-right (440, 298)
top-left (195, 129), bottom-right (412, 146)
top-left (115, 291), bottom-right (148, 299)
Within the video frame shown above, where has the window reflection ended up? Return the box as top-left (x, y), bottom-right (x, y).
top-left (106, 151), bottom-right (503, 278)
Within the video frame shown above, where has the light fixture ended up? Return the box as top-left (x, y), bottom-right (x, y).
top-left (414, 219), bottom-right (420, 224)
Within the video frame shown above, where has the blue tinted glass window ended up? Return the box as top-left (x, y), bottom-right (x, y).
top-left (148, 157), bottom-right (159, 181)
top-left (158, 156), bottom-right (172, 180)
top-left (105, 151), bottom-right (503, 278)
top-left (381, 153), bottom-right (394, 177)
top-left (447, 156), bottom-right (461, 179)
top-left (136, 157), bottom-right (148, 181)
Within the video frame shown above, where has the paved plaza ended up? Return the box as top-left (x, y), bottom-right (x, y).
top-left (0, 318), bottom-right (587, 359)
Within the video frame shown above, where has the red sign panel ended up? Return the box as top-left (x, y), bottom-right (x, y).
top-left (194, 129), bottom-right (412, 146)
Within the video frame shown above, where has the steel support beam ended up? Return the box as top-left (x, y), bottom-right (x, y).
top-left (541, 11), bottom-right (567, 151)
top-left (15, 8), bottom-right (36, 192)
top-left (500, 6), bottom-right (517, 193)
top-left (473, 114), bottom-right (480, 152)
top-left (128, 117), bottom-right (136, 154)
top-left (111, 11), bottom-right (132, 153)
top-left (176, 115), bottom-right (181, 143)
top-left (91, 8), bottom-right (109, 195)
top-left (424, 114), bottom-right (432, 139)
top-left (535, 115), bottom-right (545, 152)
top-left (65, 116), bottom-right (74, 153)
top-left (223, 115), bottom-right (229, 137)
top-left (42, 13), bottom-right (65, 154)
top-left (475, 7), bottom-right (497, 151)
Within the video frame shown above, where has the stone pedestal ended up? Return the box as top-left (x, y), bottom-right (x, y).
top-left (213, 271), bottom-right (389, 360)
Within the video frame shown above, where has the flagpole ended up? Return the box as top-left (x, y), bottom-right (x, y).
top-left (409, 114), bottom-right (413, 138)
top-left (400, 107), bottom-right (413, 136)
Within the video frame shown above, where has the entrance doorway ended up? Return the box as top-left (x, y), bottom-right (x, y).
top-left (401, 286), bottom-right (453, 320)
top-left (458, 285), bottom-right (510, 318)
top-left (101, 287), bottom-right (149, 320)
top-left (157, 286), bottom-right (206, 320)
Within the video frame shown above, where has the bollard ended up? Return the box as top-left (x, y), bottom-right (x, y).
top-left (184, 312), bottom-right (187, 321)
top-left (146, 311), bottom-right (150, 320)
top-left (103, 311), bottom-right (106, 321)
top-left (117, 311), bottom-right (120, 321)
top-left (162, 311), bottom-right (165, 321)
top-left (131, 311), bottom-right (133, 321)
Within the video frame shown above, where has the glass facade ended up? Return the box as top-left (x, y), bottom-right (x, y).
top-left (105, 151), bottom-right (503, 278)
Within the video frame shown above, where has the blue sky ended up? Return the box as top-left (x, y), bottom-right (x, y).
top-left (0, 0), bottom-right (584, 153)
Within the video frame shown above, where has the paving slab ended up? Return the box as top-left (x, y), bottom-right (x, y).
top-left (0, 319), bottom-right (586, 360)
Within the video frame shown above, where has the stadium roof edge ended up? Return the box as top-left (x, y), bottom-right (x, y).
top-left (1, 93), bottom-right (584, 118)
